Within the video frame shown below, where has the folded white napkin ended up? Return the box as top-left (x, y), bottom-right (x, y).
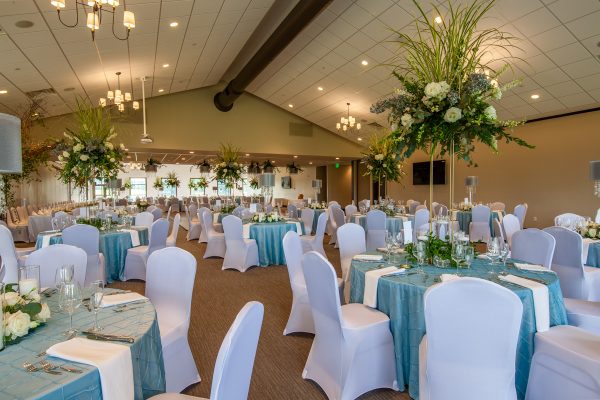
top-left (242, 223), bottom-right (253, 239)
top-left (514, 263), bottom-right (549, 272)
top-left (353, 254), bottom-right (383, 261)
top-left (100, 292), bottom-right (147, 308)
top-left (440, 274), bottom-right (461, 282)
top-left (582, 238), bottom-right (599, 265)
top-left (213, 212), bottom-right (220, 224)
top-left (120, 229), bottom-right (140, 247)
top-left (47, 338), bottom-right (133, 400)
top-left (477, 254), bottom-right (488, 259)
top-left (498, 274), bottom-right (549, 332)
top-left (363, 267), bottom-right (399, 308)
top-left (41, 232), bottom-right (61, 248)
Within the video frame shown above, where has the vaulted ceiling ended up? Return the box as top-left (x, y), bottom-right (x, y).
top-left (1, 0), bottom-right (599, 146)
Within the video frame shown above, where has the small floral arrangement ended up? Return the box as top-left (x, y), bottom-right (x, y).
top-left (214, 144), bottom-right (244, 188)
top-left (136, 199), bottom-right (149, 211)
top-left (165, 172), bottom-right (180, 188)
top-left (153, 178), bottom-right (164, 191)
top-left (247, 161), bottom-right (262, 175)
top-left (188, 181), bottom-right (198, 190)
top-left (194, 159), bottom-right (212, 174)
top-left (459, 203), bottom-right (473, 211)
top-left (261, 160), bottom-right (279, 173)
top-left (220, 204), bottom-right (236, 214)
top-left (3, 284), bottom-right (51, 345)
top-left (362, 134), bottom-right (404, 183)
top-left (405, 232), bottom-right (452, 266)
top-left (286, 162), bottom-right (303, 174)
top-left (196, 177), bottom-right (209, 190)
top-left (309, 203), bottom-right (326, 209)
top-left (578, 222), bottom-right (600, 239)
top-left (252, 212), bottom-right (282, 223)
top-left (249, 178), bottom-right (259, 190)
top-left (123, 179), bottom-right (132, 190)
top-left (144, 158), bottom-right (162, 172)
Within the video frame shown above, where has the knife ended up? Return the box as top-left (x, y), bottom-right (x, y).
top-left (84, 332), bottom-right (135, 343)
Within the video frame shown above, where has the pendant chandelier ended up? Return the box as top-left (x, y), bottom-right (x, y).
top-left (99, 72), bottom-right (139, 112)
top-left (336, 102), bottom-right (361, 133)
top-left (50, 0), bottom-right (135, 41)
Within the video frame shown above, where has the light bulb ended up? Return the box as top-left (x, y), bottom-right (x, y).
top-left (336, 123), bottom-right (341, 130)
top-left (118, 103), bottom-right (125, 112)
top-left (356, 123), bottom-right (361, 130)
top-left (342, 125), bottom-right (347, 131)
top-left (132, 101), bottom-right (139, 110)
top-left (99, 98), bottom-right (106, 107)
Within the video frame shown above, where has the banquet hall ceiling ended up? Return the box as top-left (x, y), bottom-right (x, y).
top-left (0, 0), bottom-right (599, 146)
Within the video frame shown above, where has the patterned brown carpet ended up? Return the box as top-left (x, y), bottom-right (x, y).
top-left (109, 228), bottom-right (409, 400)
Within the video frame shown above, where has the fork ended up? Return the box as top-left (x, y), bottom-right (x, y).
top-left (23, 362), bottom-right (39, 372)
top-left (113, 306), bottom-right (143, 313)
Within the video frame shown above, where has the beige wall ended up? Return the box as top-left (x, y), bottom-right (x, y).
top-left (327, 165), bottom-right (352, 206)
top-left (387, 110), bottom-right (600, 228)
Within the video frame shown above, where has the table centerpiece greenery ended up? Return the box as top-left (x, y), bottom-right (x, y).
top-left (578, 222), bottom-right (600, 240)
top-left (251, 212), bottom-right (283, 223)
top-left (3, 283), bottom-right (51, 345)
top-left (136, 199), bottom-right (149, 211)
top-left (405, 232), bottom-right (452, 266)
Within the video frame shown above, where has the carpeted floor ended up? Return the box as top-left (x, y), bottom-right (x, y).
top-left (108, 227), bottom-right (409, 399)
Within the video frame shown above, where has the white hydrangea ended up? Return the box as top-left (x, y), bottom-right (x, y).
top-left (484, 105), bottom-right (497, 120)
top-left (444, 107), bottom-right (462, 123)
top-left (80, 154), bottom-right (89, 161)
top-left (401, 113), bottom-right (413, 127)
top-left (424, 81), bottom-right (450, 99)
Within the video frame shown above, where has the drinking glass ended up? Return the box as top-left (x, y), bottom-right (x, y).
top-left (55, 265), bottom-right (75, 289)
top-left (395, 231), bottom-right (404, 249)
top-left (486, 237), bottom-right (501, 264)
top-left (385, 231), bottom-right (395, 260)
top-left (500, 241), bottom-right (510, 266)
top-left (416, 241), bottom-right (426, 266)
top-left (18, 265), bottom-right (40, 297)
top-left (452, 243), bottom-right (465, 269)
top-left (464, 246), bottom-right (475, 269)
top-left (88, 280), bottom-right (104, 332)
top-left (59, 283), bottom-right (82, 336)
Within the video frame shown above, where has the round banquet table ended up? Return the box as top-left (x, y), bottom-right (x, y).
top-left (455, 210), bottom-right (503, 235)
top-left (349, 254), bottom-right (567, 400)
top-left (584, 238), bottom-right (600, 267)
top-left (352, 214), bottom-right (414, 236)
top-left (309, 209), bottom-right (326, 234)
top-left (0, 289), bottom-right (165, 399)
top-left (35, 227), bottom-right (149, 283)
top-left (246, 221), bottom-right (304, 266)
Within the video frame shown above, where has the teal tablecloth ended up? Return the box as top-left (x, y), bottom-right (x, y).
top-left (0, 289), bottom-right (165, 399)
top-left (353, 214), bottom-right (414, 236)
top-left (586, 241), bottom-right (600, 267)
top-left (350, 255), bottom-right (567, 400)
top-left (35, 227), bottom-right (149, 283)
top-left (249, 221), bottom-right (304, 266)
top-left (456, 210), bottom-right (502, 235)
top-left (310, 209), bottom-right (326, 234)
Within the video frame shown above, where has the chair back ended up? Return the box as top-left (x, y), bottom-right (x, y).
top-left (151, 208), bottom-right (163, 221)
top-left (166, 206), bottom-right (173, 221)
top-left (314, 212), bottom-right (327, 239)
top-left (331, 206), bottom-right (346, 230)
top-left (502, 214), bottom-right (521, 246)
top-left (0, 226), bottom-right (19, 283)
top-left (554, 213), bottom-right (586, 230)
top-left (135, 211), bottom-right (154, 228)
top-left (283, 231), bottom-right (305, 289)
top-left (210, 302), bottom-right (264, 400)
top-left (26, 244), bottom-right (87, 287)
top-left (146, 247), bottom-right (196, 331)
top-left (542, 226), bottom-right (586, 299)
top-left (414, 208), bottom-right (430, 240)
top-left (514, 203), bottom-right (527, 228)
top-left (416, 204), bottom-right (427, 212)
top-left (62, 224), bottom-right (100, 256)
top-left (168, 213), bottom-right (180, 243)
top-left (423, 278), bottom-right (522, 400)
top-left (300, 208), bottom-right (315, 234)
top-left (202, 208), bottom-right (216, 236)
top-left (146, 205), bottom-right (157, 212)
top-left (490, 202), bottom-right (506, 212)
top-left (287, 204), bottom-right (298, 219)
top-left (472, 205), bottom-right (491, 223)
top-left (337, 223), bottom-right (366, 282)
top-left (511, 228), bottom-right (555, 268)
top-left (409, 201), bottom-right (420, 215)
top-left (345, 204), bottom-right (357, 219)
top-left (596, 208), bottom-right (600, 224)
top-left (148, 219), bottom-right (169, 255)
top-left (366, 209), bottom-right (386, 230)
top-left (54, 210), bottom-right (68, 219)
top-left (222, 215), bottom-right (244, 243)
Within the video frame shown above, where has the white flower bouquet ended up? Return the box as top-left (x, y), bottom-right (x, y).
top-left (3, 284), bottom-right (51, 345)
top-left (252, 212), bottom-right (283, 223)
top-left (578, 222), bottom-right (600, 240)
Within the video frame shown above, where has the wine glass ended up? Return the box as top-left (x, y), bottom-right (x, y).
top-left (500, 240), bottom-right (510, 267)
top-left (464, 246), bottom-right (475, 269)
top-left (486, 237), bottom-right (501, 265)
top-left (395, 231), bottom-right (404, 249)
top-left (59, 282), bottom-right (82, 336)
top-left (416, 240), bottom-right (426, 267)
top-left (385, 231), bottom-right (395, 260)
top-left (452, 243), bottom-right (465, 270)
top-left (55, 265), bottom-right (74, 289)
top-left (88, 280), bottom-right (104, 332)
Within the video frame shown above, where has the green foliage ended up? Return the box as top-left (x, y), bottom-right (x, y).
top-left (249, 177), bottom-right (259, 190)
top-left (77, 218), bottom-right (104, 229)
top-left (286, 162), bottom-right (304, 174)
top-left (165, 171), bottom-right (180, 188)
top-left (153, 177), bottom-right (164, 191)
top-left (405, 232), bottom-right (452, 265)
top-left (213, 143), bottom-right (244, 187)
top-left (362, 134), bottom-right (405, 183)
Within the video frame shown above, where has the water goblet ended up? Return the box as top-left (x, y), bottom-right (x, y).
top-left (464, 246), bottom-right (475, 269)
top-left (452, 243), bottom-right (465, 270)
top-left (385, 231), bottom-right (395, 261)
top-left (88, 280), bottom-right (104, 332)
top-left (500, 241), bottom-right (510, 267)
top-left (416, 240), bottom-right (426, 267)
top-left (486, 237), bottom-right (501, 265)
top-left (59, 282), bottom-right (82, 336)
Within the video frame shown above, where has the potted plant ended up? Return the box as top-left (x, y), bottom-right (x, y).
top-left (262, 160), bottom-right (278, 174)
top-left (144, 158), bottom-right (162, 173)
top-left (286, 162), bottom-right (303, 175)
top-left (247, 161), bottom-right (262, 175)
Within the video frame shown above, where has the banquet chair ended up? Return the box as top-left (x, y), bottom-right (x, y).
top-left (28, 215), bottom-right (53, 242)
top-left (513, 203), bottom-right (528, 228)
top-left (146, 247), bottom-right (200, 392)
top-left (16, 206), bottom-right (29, 224)
top-left (0, 225), bottom-right (30, 283)
top-left (197, 207), bottom-right (211, 243)
top-left (166, 213), bottom-right (181, 247)
top-left (493, 219), bottom-right (506, 244)
top-left (502, 214), bottom-right (521, 247)
top-left (416, 204), bottom-right (428, 212)
top-left (543, 226), bottom-right (600, 301)
top-left (409, 201), bottom-right (420, 215)
top-left (366, 209), bottom-right (387, 251)
top-left (554, 213), bottom-right (586, 230)
top-left (166, 206), bottom-right (173, 221)
top-left (525, 326), bottom-right (600, 400)
top-left (300, 208), bottom-right (315, 235)
top-left (202, 210), bottom-right (226, 259)
top-left (149, 301), bottom-right (264, 400)
top-left (325, 204), bottom-right (339, 237)
top-left (344, 204), bottom-right (358, 223)
top-left (151, 208), bottom-right (163, 221)
top-left (437, 204), bottom-right (449, 217)
top-left (490, 202), bottom-right (506, 212)
top-left (135, 211), bottom-right (154, 229)
top-left (301, 251), bottom-right (398, 399)
top-left (328, 206), bottom-right (346, 247)
top-left (231, 206), bottom-right (244, 218)
top-left (419, 277), bottom-right (522, 400)
top-left (185, 204), bottom-right (202, 241)
top-left (337, 223), bottom-right (366, 302)
top-left (27, 244), bottom-right (87, 288)
top-left (414, 208), bottom-right (430, 242)
top-left (62, 224), bottom-right (105, 285)
top-left (511, 229), bottom-right (555, 268)
top-left (469, 205), bottom-right (492, 242)
top-left (562, 298), bottom-right (600, 335)
top-left (222, 215), bottom-right (258, 272)
top-left (147, 205), bottom-right (157, 213)
top-left (301, 212), bottom-right (327, 256)
top-left (283, 231), bottom-right (343, 335)
top-left (287, 204), bottom-right (298, 219)
top-left (124, 219), bottom-right (169, 281)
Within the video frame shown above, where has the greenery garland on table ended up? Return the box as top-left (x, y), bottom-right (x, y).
top-left (56, 100), bottom-right (126, 190)
top-left (76, 217), bottom-right (104, 229)
top-left (219, 204), bottom-right (236, 214)
top-left (213, 143), bottom-right (245, 189)
top-left (3, 283), bottom-right (51, 345)
top-left (164, 172), bottom-right (181, 188)
top-left (153, 177), bottom-right (164, 191)
top-left (362, 134), bottom-right (404, 183)
top-left (404, 232), bottom-right (452, 266)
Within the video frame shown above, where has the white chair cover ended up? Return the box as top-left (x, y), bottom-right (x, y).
top-left (554, 213), bottom-right (586, 230)
top-left (300, 208), bottom-right (315, 235)
top-left (283, 231), bottom-right (314, 335)
top-left (502, 214), bottom-right (521, 247)
top-left (202, 209), bottom-right (226, 259)
top-left (287, 204), bottom-right (298, 219)
top-left (469, 205), bottom-right (491, 242)
top-left (408, 200), bottom-right (420, 215)
top-left (490, 202), bottom-right (506, 212)
top-left (514, 203), bottom-right (528, 228)
top-left (511, 228), bottom-right (555, 269)
top-left (146, 205), bottom-right (157, 213)
top-left (186, 205), bottom-right (202, 241)
top-left (28, 215), bottom-right (52, 242)
top-left (419, 278), bottom-right (522, 400)
top-left (0, 225), bottom-right (27, 283)
top-left (62, 224), bottom-right (105, 285)
top-left (329, 206), bottom-right (346, 247)
top-left (337, 223), bottom-right (366, 301)
top-left (596, 209), bottom-right (600, 224)
top-left (124, 219), bottom-right (169, 281)
top-left (166, 206), bottom-right (173, 222)
top-left (151, 208), bottom-right (163, 221)
top-left (563, 298), bottom-right (600, 335)
top-left (197, 207), bottom-right (210, 243)
top-left (135, 212), bottom-right (154, 229)
top-left (166, 213), bottom-right (180, 247)
top-left (222, 215), bottom-right (258, 272)
top-left (344, 204), bottom-right (357, 223)
top-left (414, 208), bottom-right (430, 242)
top-left (301, 212), bottom-right (327, 256)
top-left (27, 244), bottom-right (87, 288)
top-left (301, 251), bottom-right (398, 399)
top-left (146, 247), bottom-right (200, 392)
top-left (366, 209), bottom-right (386, 251)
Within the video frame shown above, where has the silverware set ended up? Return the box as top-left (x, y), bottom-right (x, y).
top-left (23, 360), bottom-right (83, 375)
top-left (83, 331), bottom-right (135, 343)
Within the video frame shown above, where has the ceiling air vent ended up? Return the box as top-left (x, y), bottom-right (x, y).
top-left (25, 88), bottom-right (57, 98)
top-left (367, 121), bottom-right (384, 128)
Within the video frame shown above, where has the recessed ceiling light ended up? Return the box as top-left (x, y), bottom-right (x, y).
top-left (169, 22), bottom-right (178, 27)
top-left (176, 162), bottom-right (180, 164)
top-left (361, 60), bottom-right (369, 66)
top-left (162, 64), bottom-right (169, 68)
top-left (293, 155), bottom-right (298, 158)
top-left (357, 137), bottom-right (363, 141)
top-left (245, 153), bottom-right (250, 156)
top-left (158, 89), bottom-right (164, 93)
top-left (434, 16), bottom-right (442, 24)
top-left (309, 161), bottom-right (313, 165)
top-left (530, 94), bottom-right (540, 99)
top-left (0, 90), bottom-right (7, 94)
top-left (272, 160), bottom-right (276, 163)
top-left (317, 86), bottom-right (323, 91)
top-left (189, 151), bottom-right (194, 154)
top-left (181, 158), bottom-right (186, 161)
top-left (288, 104), bottom-right (294, 108)
top-left (335, 157), bottom-right (340, 160)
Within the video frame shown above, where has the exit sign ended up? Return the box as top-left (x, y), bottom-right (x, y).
top-left (335, 163), bottom-right (340, 168)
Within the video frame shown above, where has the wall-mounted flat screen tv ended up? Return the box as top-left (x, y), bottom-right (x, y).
top-left (413, 160), bottom-right (446, 185)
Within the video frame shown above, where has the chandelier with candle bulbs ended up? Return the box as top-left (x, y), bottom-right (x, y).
top-left (336, 102), bottom-right (361, 134)
top-left (99, 72), bottom-right (139, 113)
top-left (50, 0), bottom-right (135, 41)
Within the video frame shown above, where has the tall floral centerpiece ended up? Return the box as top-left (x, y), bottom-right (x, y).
top-left (362, 134), bottom-right (404, 200)
top-left (370, 0), bottom-right (533, 216)
top-left (213, 143), bottom-right (244, 200)
top-left (153, 177), bottom-right (164, 192)
top-left (164, 172), bottom-right (180, 194)
top-left (56, 100), bottom-right (126, 200)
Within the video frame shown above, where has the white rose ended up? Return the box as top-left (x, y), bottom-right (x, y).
top-left (6, 311), bottom-right (31, 338)
top-left (63, 151), bottom-right (70, 158)
top-left (110, 157), bottom-right (115, 162)
top-left (589, 228), bottom-right (597, 238)
top-left (374, 154), bottom-right (384, 161)
top-left (484, 105), bottom-right (497, 120)
top-left (438, 81), bottom-right (450, 97)
top-left (27, 291), bottom-right (41, 302)
top-left (106, 142), bottom-right (114, 150)
top-left (35, 303), bottom-right (51, 322)
top-left (29, 320), bottom-right (40, 329)
top-left (3, 292), bottom-right (20, 307)
top-left (493, 88), bottom-right (502, 100)
top-left (444, 107), bottom-right (463, 123)
top-left (72, 144), bottom-right (82, 152)
top-left (79, 154), bottom-right (89, 161)
top-left (424, 82), bottom-right (442, 98)
top-left (401, 113), bottom-right (413, 127)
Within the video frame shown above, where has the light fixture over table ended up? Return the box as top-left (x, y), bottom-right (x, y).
top-left (336, 102), bottom-right (361, 134)
top-left (50, 0), bottom-right (135, 41)
top-left (99, 72), bottom-right (138, 112)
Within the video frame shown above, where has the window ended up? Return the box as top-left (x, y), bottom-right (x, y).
top-left (161, 178), bottom-right (177, 197)
top-left (189, 178), bottom-right (204, 196)
top-left (94, 178), bottom-right (106, 198)
top-left (130, 177), bottom-right (146, 199)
